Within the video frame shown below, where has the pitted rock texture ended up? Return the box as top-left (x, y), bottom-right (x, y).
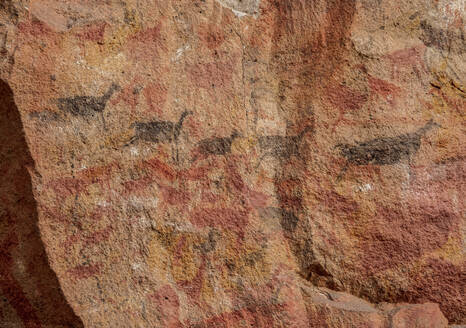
top-left (0, 0), bottom-right (464, 327)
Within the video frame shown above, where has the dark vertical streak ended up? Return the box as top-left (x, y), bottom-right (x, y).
top-left (0, 80), bottom-right (83, 327)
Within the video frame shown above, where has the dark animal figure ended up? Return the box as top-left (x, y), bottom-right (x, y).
top-left (336, 119), bottom-right (440, 180)
top-left (129, 110), bottom-right (192, 144)
top-left (127, 110), bottom-right (192, 161)
top-left (420, 20), bottom-right (465, 54)
top-left (198, 130), bottom-right (240, 156)
top-left (257, 126), bottom-right (313, 167)
top-left (57, 83), bottom-right (120, 128)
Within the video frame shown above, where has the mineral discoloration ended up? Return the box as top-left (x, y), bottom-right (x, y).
top-left (216, 0), bottom-right (260, 17)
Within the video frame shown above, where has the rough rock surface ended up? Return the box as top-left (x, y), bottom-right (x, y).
top-left (0, 0), bottom-right (464, 327)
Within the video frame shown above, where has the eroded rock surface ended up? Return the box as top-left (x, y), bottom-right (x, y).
top-left (0, 0), bottom-right (464, 327)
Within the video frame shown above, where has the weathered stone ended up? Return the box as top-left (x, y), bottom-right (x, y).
top-left (0, 0), bottom-right (464, 327)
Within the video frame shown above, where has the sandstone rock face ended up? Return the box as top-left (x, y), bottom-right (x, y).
top-left (0, 0), bottom-right (464, 327)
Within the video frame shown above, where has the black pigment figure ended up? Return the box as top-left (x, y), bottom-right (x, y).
top-left (336, 119), bottom-right (440, 180)
top-left (257, 125), bottom-right (313, 167)
top-left (128, 110), bottom-right (192, 161)
top-left (129, 110), bottom-right (192, 144)
top-left (57, 83), bottom-right (120, 128)
top-left (198, 130), bottom-right (240, 156)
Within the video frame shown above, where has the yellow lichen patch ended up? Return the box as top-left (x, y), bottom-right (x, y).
top-left (196, 270), bottom-right (217, 307)
top-left (150, 226), bottom-right (206, 284)
top-left (102, 11), bottom-right (142, 55)
top-left (428, 235), bottom-right (464, 265)
top-left (169, 233), bottom-right (202, 282)
top-left (433, 128), bottom-right (462, 160)
top-left (102, 129), bottom-right (134, 150)
top-left (262, 232), bottom-right (298, 271)
top-left (426, 71), bottom-right (465, 159)
top-left (213, 231), bottom-right (272, 289)
top-left (231, 136), bottom-right (258, 156)
top-left (147, 234), bottom-right (171, 284)
top-left (82, 46), bottom-right (130, 76)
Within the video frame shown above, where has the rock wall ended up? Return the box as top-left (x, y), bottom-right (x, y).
top-left (0, 0), bottom-right (464, 327)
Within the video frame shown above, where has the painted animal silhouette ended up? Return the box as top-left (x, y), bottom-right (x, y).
top-left (336, 119), bottom-right (440, 180)
top-left (198, 130), bottom-right (240, 156)
top-left (57, 83), bottom-right (120, 127)
top-left (128, 110), bottom-right (192, 144)
top-left (257, 126), bottom-right (313, 167)
top-left (127, 110), bottom-right (192, 161)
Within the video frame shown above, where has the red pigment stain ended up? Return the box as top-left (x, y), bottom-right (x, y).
top-left (77, 162), bottom-right (119, 183)
top-left (190, 303), bottom-right (287, 328)
top-left (47, 163), bottom-right (119, 201)
top-left (38, 204), bottom-right (68, 224)
top-left (188, 62), bottom-right (234, 90)
top-left (385, 46), bottom-right (427, 80)
top-left (359, 204), bottom-right (458, 275)
top-left (74, 22), bottom-right (107, 43)
top-left (46, 177), bottom-right (90, 200)
top-left (190, 208), bottom-right (248, 238)
top-left (225, 162), bottom-right (269, 208)
top-left (143, 157), bottom-right (176, 182)
top-left (176, 258), bottom-right (206, 302)
top-left (178, 166), bottom-right (210, 182)
top-left (126, 23), bottom-right (166, 62)
top-left (18, 19), bottom-right (53, 37)
top-left (83, 226), bottom-right (113, 247)
top-left (410, 258), bottom-right (465, 322)
top-left (123, 175), bottom-right (155, 195)
top-left (201, 191), bottom-right (221, 203)
top-left (148, 285), bottom-right (182, 328)
top-left (368, 76), bottom-right (401, 105)
top-left (247, 189), bottom-right (268, 208)
top-left (89, 206), bottom-right (118, 222)
top-left (47, 162), bottom-right (120, 200)
top-left (198, 23), bottom-right (226, 49)
top-left (144, 82), bottom-right (168, 114)
top-left (225, 162), bottom-right (245, 192)
top-left (326, 84), bottom-right (368, 132)
top-left (61, 226), bottom-right (112, 254)
top-left (159, 185), bottom-right (191, 206)
top-left (319, 190), bottom-right (359, 216)
top-left (275, 177), bottom-right (304, 211)
top-left (67, 264), bottom-right (102, 280)
top-left (61, 234), bottom-right (81, 251)
top-left (111, 78), bottom-right (142, 111)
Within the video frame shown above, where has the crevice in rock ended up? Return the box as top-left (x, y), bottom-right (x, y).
top-left (0, 79), bottom-right (84, 327)
top-left (270, 0), bottom-right (356, 292)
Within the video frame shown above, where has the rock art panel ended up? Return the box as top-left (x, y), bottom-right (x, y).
top-left (0, 0), bottom-right (464, 327)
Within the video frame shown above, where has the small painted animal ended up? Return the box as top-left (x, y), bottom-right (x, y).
top-left (198, 130), bottom-right (240, 156)
top-left (57, 83), bottom-right (120, 117)
top-left (128, 110), bottom-right (192, 144)
top-left (336, 119), bottom-right (440, 180)
top-left (258, 126), bottom-right (313, 164)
